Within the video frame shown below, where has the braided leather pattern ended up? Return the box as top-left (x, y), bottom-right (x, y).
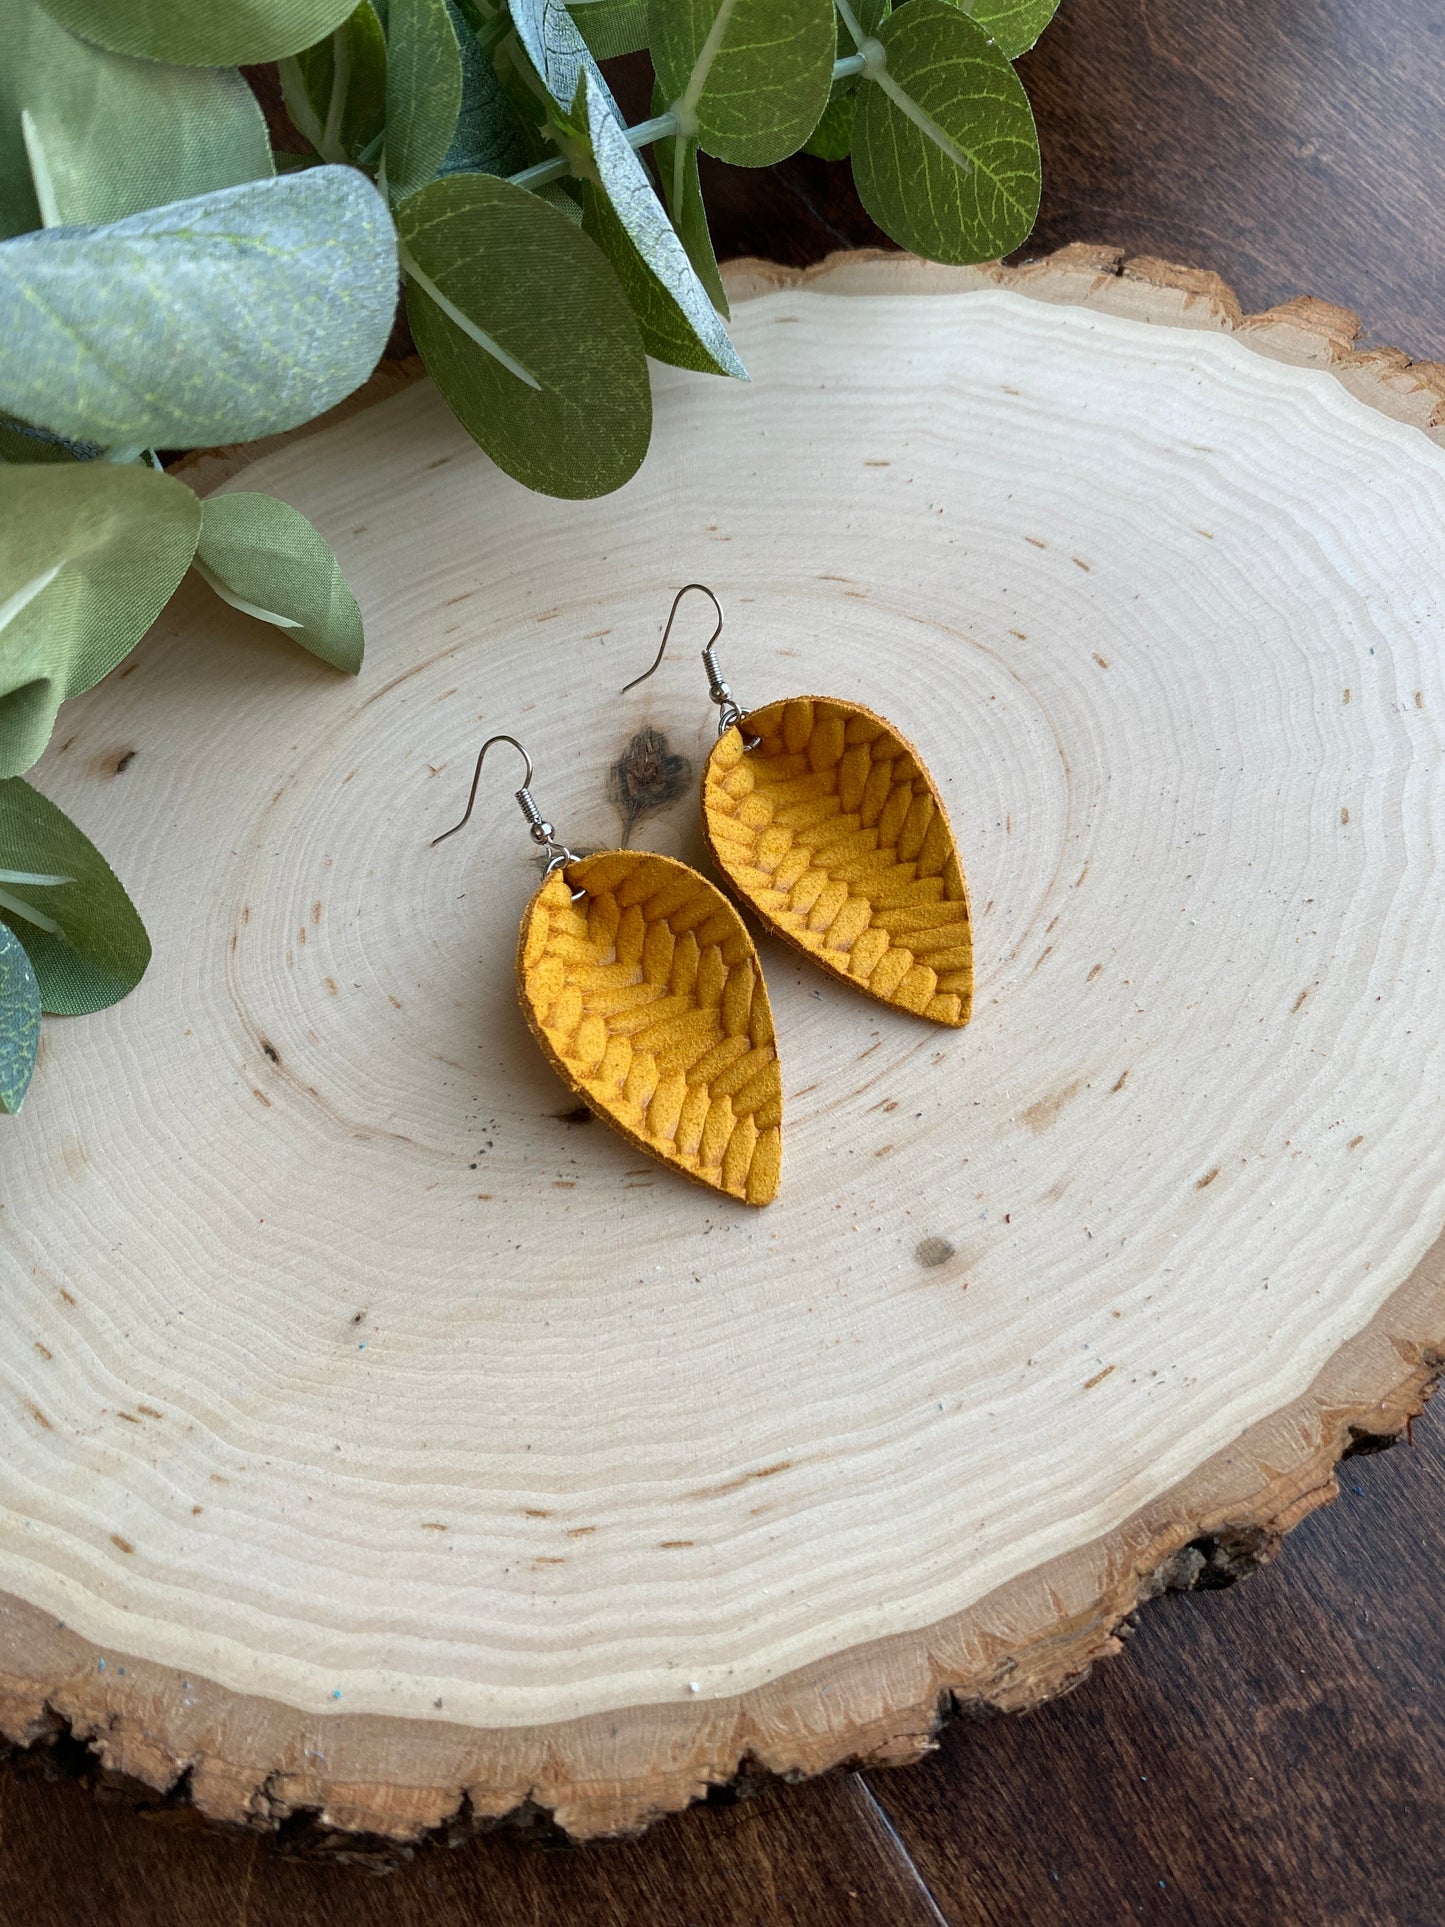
top-left (517, 851), bottom-right (783, 1205)
top-left (703, 697), bottom-right (972, 1028)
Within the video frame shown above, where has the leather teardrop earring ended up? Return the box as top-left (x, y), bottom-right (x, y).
top-left (623, 587), bottom-right (973, 1029)
top-left (432, 734), bottom-right (784, 1205)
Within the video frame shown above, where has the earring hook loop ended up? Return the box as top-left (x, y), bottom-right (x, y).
top-left (431, 733), bottom-right (581, 875)
top-left (620, 584), bottom-right (744, 735)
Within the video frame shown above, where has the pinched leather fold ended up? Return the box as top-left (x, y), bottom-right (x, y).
top-left (517, 851), bottom-right (783, 1204)
top-left (703, 697), bottom-right (973, 1028)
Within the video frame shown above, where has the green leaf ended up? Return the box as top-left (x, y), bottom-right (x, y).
top-left (0, 882), bottom-right (68, 937)
top-left (0, 167), bottom-right (398, 450)
top-left (33, 0), bottom-right (360, 66)
top-left (0, 923), bottom-right (41, 1114)
top-left (0, 0), bottom-right (273, 241)
top-left (509, 0), bottom-right (616, 118)
top-left (534, 176), bottom-right (585, 223)
top-left (397, 171), bottom-right (650, 498)
top-left (951, 0), bottom-right (1060, 59)
top-left (0, 777), bottom-right (150, 1016)
top-left (568, 0), bottom-right (649, 58)
top-left (649, 0), bottom-right (836, 168)
top-left (649, 81), bottom-right (727, 318)
top-left (573, 70), bottom-right (744, 378)
top-left (0, 463), bottom-right (200, 777)
top-left (384, 0), bottom-right (462, 198)
top-left (802, 0), bottom-right (889, 158)
top-left (483, 26), bottom-right (557, 146)
top-left (288, 1), bottom-right (388, 163)
top-left (0, 418), bottom-right (96, 464)
top-left (439, 0), bottom-right (532, 177)
top-left (849, 0), bottom-right (1039, 263)
top-left (801, 88), bottom-right (854, 159)
top-left (195, 492), bottom-right (364, 673)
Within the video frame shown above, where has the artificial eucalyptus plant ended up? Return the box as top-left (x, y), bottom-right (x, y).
top-left (0, 0), bottom-right (1057, 1112)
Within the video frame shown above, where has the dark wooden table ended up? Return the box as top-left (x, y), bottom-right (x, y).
top-left (7, 3), bottom-right (1444, 1920)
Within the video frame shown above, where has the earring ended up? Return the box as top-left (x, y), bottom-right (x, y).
top-left (623, 589), bottom-right (973, 1029)
top-left (432, 735), bottom-right (783, 1205)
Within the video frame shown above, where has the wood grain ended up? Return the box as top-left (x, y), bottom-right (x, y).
top-left (2, 1398), bottom-right (1439, 1922)
top-left (2, 246), bottom-right (1443, 1846)
top-left (8, 0), bottom-right (1445, 1913)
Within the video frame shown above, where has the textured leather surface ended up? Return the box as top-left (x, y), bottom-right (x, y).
top-left (517, 851), bottom-right (783, 1205)
top-left (703, 697), bottom-right (972, 1027)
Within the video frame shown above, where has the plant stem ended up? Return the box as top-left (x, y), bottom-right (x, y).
top-left (675, 0), bottom-right (739, 138)
top-left (833, 4), bottom-right (974, 180)
top-left (194, 560), bottom-right (304, 630)
top-left (321, 24), bottom-right (352, 164)
top-left (867, 63), bottom-right (975, 176)
top-left (394, 240), bottom-right (541, 390)
top-left (833, 0), bottom-right (868, 50)
top-left (510, 112), bottom-right (681, 192)
top-left (18, 111), bottom-right (60, 226)
top-left (279, 53), bottom-right (351, 166)
top-left (0, 885), bottom-right (63, 937)
top-left (505, 54), bottom-right (868, 194)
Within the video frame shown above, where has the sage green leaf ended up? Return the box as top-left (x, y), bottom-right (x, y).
top-left (397, 171), bottom-right (650, 498)
top-left (0, 418), bottom-right (96, 464)
top-left (33, 0), bottom-right (360, 66)
top-left (195, 492), bottom-right (363, 673)
top-left (439, 0), bottom-right (531, 177)
top-left (0, 0), bottom-right (273, 241)
top-left (511, 0), bottom-right (593, 109)
top-left (649, 0), bottom-right (835, 168)
top-left (0, 168), bottom-right (397, 450)
top-left (850, 0), bottom-right (1039, 264)
top-left (509, 0), bottom-right (619, 122)
top-left (650, 80), bottom-right (726, 318)
top-left (569, 0), bottom-right (649, 58)
top-left (0, 922), bottom-right (41, 1113)
top-left (574, 70), bottom-right (744, 378)
top-left (288, 0), bottom-right (388, 163)
top-left (0, 778), bottom-right (150, 1015)
top-left (486, 29), bottom-right (556, 144)
top-left (384, 0), bottom-right (462, 198)
top-left (951, 0), bottom-right (1060, 59)
top-left (0, 464), bottom-right (200, 777)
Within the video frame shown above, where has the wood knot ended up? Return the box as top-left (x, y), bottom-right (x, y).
top-left (608, 727), bottom-right (692, 844)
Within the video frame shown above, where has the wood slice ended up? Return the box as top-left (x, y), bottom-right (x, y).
top-left (3, 246), bottom-right (1443, 1842)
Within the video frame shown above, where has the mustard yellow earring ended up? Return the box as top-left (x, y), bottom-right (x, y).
top-left (624, 587), bottom-right (973, 1029)
top-left (432, 734), bottom-right (783, 1205)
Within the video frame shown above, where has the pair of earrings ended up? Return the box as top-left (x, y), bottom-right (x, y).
top-left (433, 586), bottom-right (973, 1206)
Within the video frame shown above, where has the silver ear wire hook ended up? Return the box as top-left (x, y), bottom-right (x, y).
top-left (431, 733), bottom-right (582, 877)
top-left (621, 584), bottom-right (748, 737)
